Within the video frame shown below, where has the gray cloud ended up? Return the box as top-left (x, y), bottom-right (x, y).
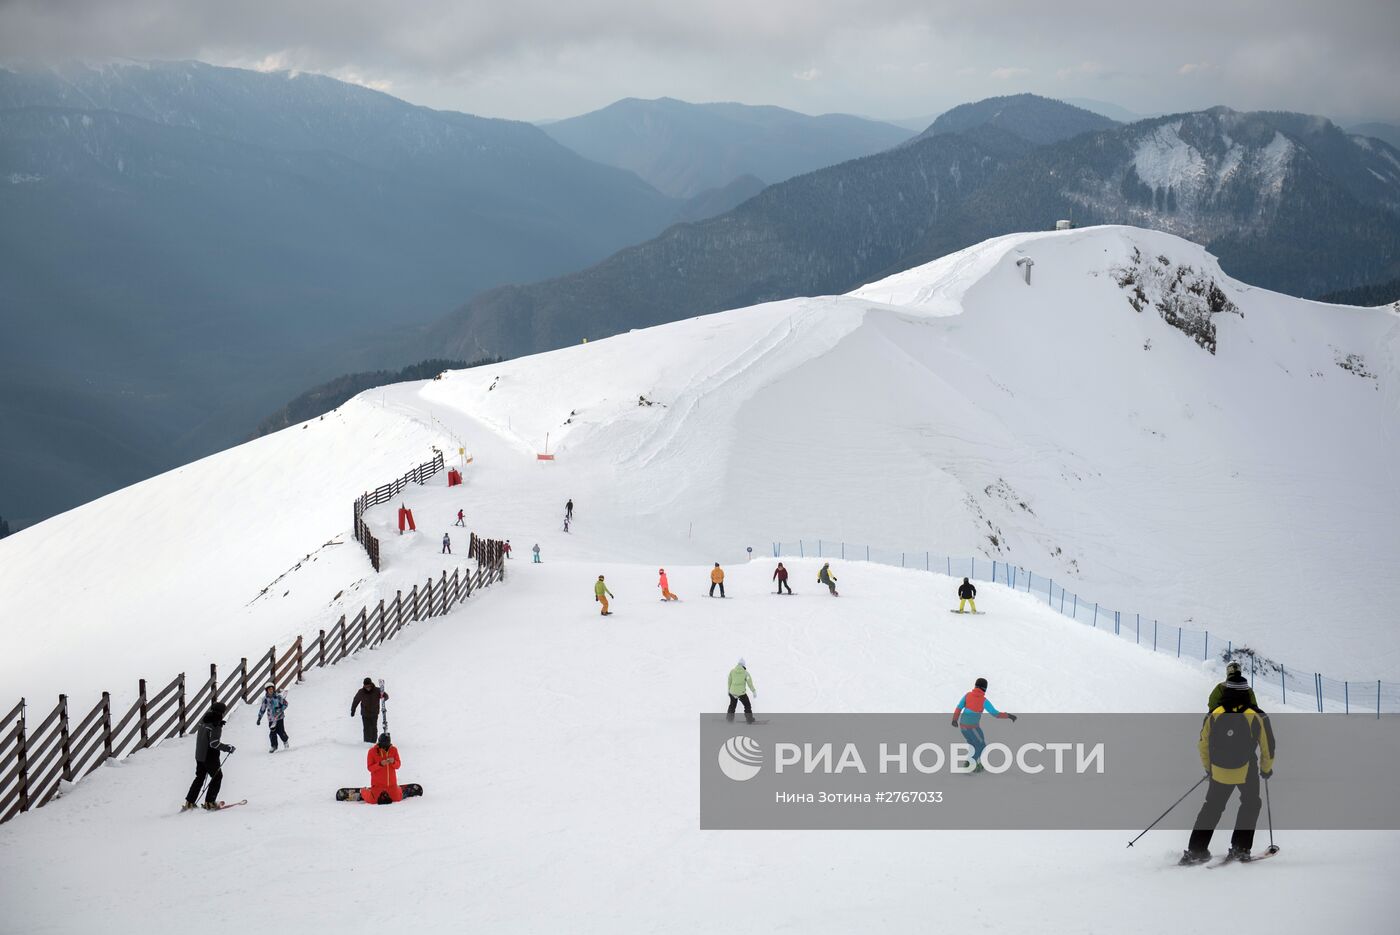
top-left (0, 0), bottom-right (1396, 123)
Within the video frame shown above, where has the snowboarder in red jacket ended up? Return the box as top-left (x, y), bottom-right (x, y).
top-left (773, 563), bottom-right (792, 594)
top-left (361, 733), bottom-right (404, 804)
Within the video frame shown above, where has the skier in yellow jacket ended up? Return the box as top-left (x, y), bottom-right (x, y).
top-left (1181, 681), bottom-right (1276, 864)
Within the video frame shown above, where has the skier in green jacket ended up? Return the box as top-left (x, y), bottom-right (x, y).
top-left (594, 575), bottom-right (614, 616)
top-left (727, 659), bottom-right (757, 723)
top-left (1208, 662), bottom-right (1259, 710)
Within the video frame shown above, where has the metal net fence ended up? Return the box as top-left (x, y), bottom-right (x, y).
top-left (770, 539), bottom-right (1398, 716)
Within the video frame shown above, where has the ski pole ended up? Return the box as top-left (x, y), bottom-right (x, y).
top-left (1126, 775), bottom-right (1208, 848)
top-left (1263, 774), bottom-right (1279, 854)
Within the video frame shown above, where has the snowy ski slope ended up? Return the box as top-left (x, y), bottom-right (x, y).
top-left (2, 224), bottom-right (1398, 932)
top-left (2, 560), bottom-right (1394, 934)
top-left (2, 225), bottom-right (1397, 709)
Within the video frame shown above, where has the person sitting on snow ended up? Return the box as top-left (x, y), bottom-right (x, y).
top-left (361, 733), bottom-right (404, 805)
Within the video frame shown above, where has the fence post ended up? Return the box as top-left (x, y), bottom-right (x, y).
top-left (799, 541), bottom-right (803, 558)
top-left (1380, 681), bottom-right (1383, 719)
top-left (1049, 579), bottom-right (1054, 605)
top-left (1153, 620), bottom-right (1157, 652)
top-left (318, 630), bottom-right (326, 668)
top-left (1093, 603), bottom-right (1098, 627)
top-left (395, 590), bottom-right (404, 627)
top-left (1315, 673), bottom-right (1322, 712)
top-left (426, 577), bottom-right (435, 618)
top-left (178, 673), bottom-right (187, 736)
top-left (971, 557), bottom-right (975, 578)
top-left (138, 678), bottom-right (149, 749)
top-left (101, 691), bottom-right (113, 761)
top-left (1177, 629), bottom-right (1182, 658)
top-left (842, 542), bottom-right (846, 559)
top-left (377, 599), bottom-right (387, 644)
top-left (296, 637), bottom-right (304, 683)
top-left (901, 552), bottom-right (905, 568)
top-left (362, 610), bottom-right (370, 645)
top-left (240, 659), bottom-right (249, 703)
top-left (946, 557), bottom-right (951, 575)
top-left (1072, 594), bottom-right (1077, 618)
top-left (266, 646), bottom-right (276, 689)
top-left (16, 700), bottom-right (28, 812)
top-left (209, 663), bottom-right (218, 711)
top-left (1135, 613), bottom-right (1140, 644)
top-left (1344, 681), bottom-right (1349, 714)
top-left (865, 545), bottom-right (869, 561)
top-left (58, 694), bottom-right (72, 782)
top-left (993, 560), bottom-right (998, 583)
top-left (1204, 631), bottom-right (1209, 661)
top-left (1114, 611), bottom-right (1120, 635)
top-left (1281, 664), bottom-right (1286, 705)
top-left (926, 552), bottom-right (929, 571)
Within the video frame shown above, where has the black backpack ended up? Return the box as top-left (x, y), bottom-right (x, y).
top-left (1207, 706), bottom-right (1259, 770)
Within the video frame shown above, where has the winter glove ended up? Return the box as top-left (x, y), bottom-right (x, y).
top-left (951, 719), bottom-right (959, 727)
top-left (223, 745), bottom-right (236, 754)
top-left (1261, 769), bottom-right (1273, 779)
top-left (1007, 714), bottom-right (1018, 723)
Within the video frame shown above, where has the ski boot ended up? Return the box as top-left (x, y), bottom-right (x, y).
top-left (201, 801), bottom-right (220, 811)
top-left (1227, 845), bottom-right (1252, 862)
top-left (180, 801), bottom-right (198, 812)
top-left (1178, 850), bottom-right (1211, 866)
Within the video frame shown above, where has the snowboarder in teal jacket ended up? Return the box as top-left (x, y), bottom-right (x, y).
top-left (727, 659), bottom-right (757, 723)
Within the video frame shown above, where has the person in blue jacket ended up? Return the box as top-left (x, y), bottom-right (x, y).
top-left (951, 677), bottom-right (1017, 772)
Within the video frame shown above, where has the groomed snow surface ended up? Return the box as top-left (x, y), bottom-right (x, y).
top-left (3, 560), bottom-right (1394, 933)
top-left (2, 225), bottom-right (1398, 931)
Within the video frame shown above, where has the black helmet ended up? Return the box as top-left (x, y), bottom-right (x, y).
top-left (209, 701), bottom-right (227, 718)
top-left (975, 678), bottom-right (988, 691)
top-left (377, 733), bottom-right (391, 748)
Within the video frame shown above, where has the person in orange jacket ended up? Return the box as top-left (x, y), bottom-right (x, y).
top-left (709, 562), bottom-right (726, 598)
top-left (658, 568), bottom-right (679, 601)
top-left (361, 733), bottom-right (404, 804)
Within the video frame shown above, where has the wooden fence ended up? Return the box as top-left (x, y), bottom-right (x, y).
top-left (0, 532), bottom-right (505, 827)
top-left (353, 450), bottom-right (446, 572)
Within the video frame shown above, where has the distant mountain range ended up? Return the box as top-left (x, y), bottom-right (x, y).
top-left (916, 93), bottom-right (1119, 144)
top-left (541, 97), bottom-right (912, 198)
top-left (0, 62), bottom-right (686, 525)
top-left (1349, 122), bottom-right (1400, 150)
top-left (424, 95), bottom-right (1400, 362)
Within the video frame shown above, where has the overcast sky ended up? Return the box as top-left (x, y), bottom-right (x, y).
top-left (1, 0), bottom-right (1396, 124)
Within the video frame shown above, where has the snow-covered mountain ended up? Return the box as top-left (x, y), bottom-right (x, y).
top-left (3, 224), bottom-right (1397, 933)
top-left (3, 225), bottom-right (1395, 710)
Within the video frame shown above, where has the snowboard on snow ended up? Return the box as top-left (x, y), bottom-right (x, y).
top-left (725, 719), bottom-right (769, 726)
top-left (336, 784), bottom-right (424, 803)
top-left (950, 610), bottom-right (986, 615)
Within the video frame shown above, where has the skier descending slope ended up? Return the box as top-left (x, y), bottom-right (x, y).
top-left (817, 562), bottom-right (838, 596)
top-left (658, 568), bottom-right (679, 601)
top-left (182, 702), bottom-right (236, 810)
top-left (955, 578), bottom-right (978, 614)
top-left (1181, 679), bottom-right (1276, 864)
top-left (595, 575), bottom-right (614, 616)
top-left (773, 562), bottom-right (792, 595)
top-left (951, 678), bottom-right (1017, 773)
top-left (727, 659), bottom-right (757, 724)
top-left (1208, 662), bottom-right (1258, 710)
top-left (256, 684), bottom-right (290, 752)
